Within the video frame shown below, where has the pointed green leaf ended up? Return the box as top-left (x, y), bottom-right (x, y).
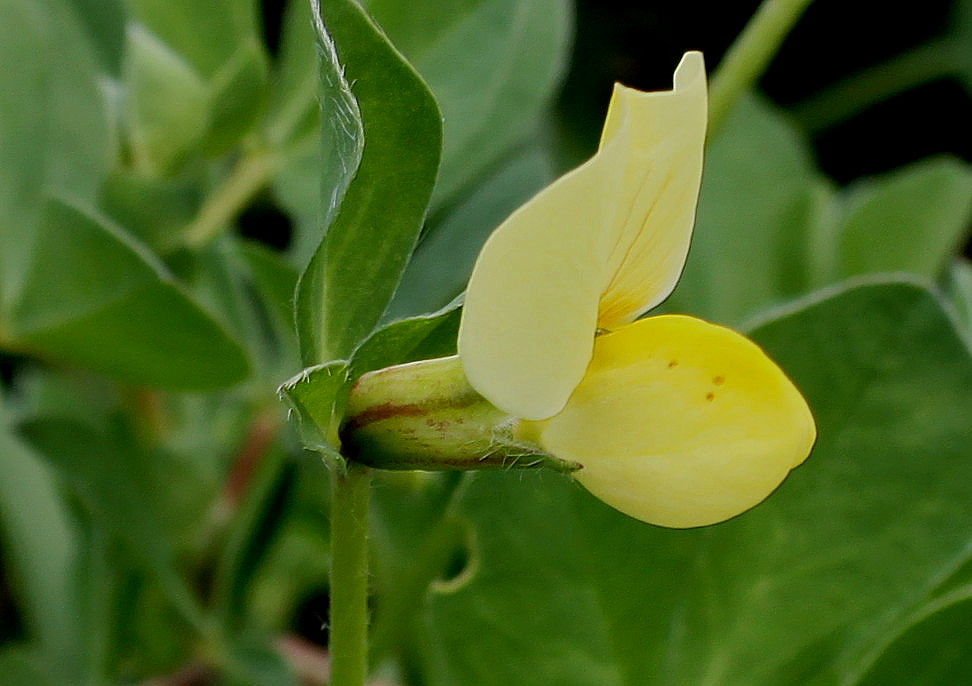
top-left (278, 360), bottom-right (350, 460)
top-left (836, 156), bottom-right (972, 280)
top-left (0, 402), bottom-right (78, 666)
top-left (350, 299), bottom-right (462, 379)
top-left (295, 0), bottom-right (441, 364)
top-left (277, 0), bottom-right (571, 266)
top-left (0, 0), bottom-right (110, 315)
top-left (124, 24), bottom-right (210, 175)
top-left (363, 0), bottom-right (572, 206)
top-left (126, 0), bottom-right (260, 78)
top-left (8, 198), bottom-right (249, 390)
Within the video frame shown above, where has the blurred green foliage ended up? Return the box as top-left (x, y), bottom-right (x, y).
top-left (0, 0), bottom-right (970, 684)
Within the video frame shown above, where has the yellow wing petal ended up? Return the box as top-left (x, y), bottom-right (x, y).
top-left (597, 52), bottom-right (707, 329)
top-left (458, 117), bottom-right (632, 420)
top-left (523, 315), bottom-right (815, 527)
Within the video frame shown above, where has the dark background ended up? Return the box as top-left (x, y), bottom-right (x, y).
top-left (560, 0), bottom-right (969, 184)
top-left (255, 0), bottom-right (971, 252)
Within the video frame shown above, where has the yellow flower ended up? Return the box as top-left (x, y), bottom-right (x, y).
top-left (457, 52), bottom-right (816, 528)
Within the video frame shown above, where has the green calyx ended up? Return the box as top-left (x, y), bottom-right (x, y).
top-left (339, 355), bottom-right (579, 473)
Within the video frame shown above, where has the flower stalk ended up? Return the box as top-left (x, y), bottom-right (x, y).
top-left (328, 462), bottom-right (372, 686)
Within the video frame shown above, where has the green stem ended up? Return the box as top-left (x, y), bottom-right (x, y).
top-left (329, 463), bottom-right (372, 686)
top-left (708, 0), bottom-right (816, 138)
top-left (184, 149), bottom-right (275, 248)
top-left (789, 37), bottom-right (958, 134)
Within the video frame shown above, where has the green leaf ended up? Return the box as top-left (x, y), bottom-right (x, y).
top-left (124, 0), bottom-right (270, 157)
top-left (858, 593), bottom-right (972, 686)
top-left (8, 198), bottom-right (249, 390)
top-left (666, 95), bottom-right (830, 325)
top-left (222, 634), bottom-right (299, 686)
top-left (835, 157), bottom-right (972, 280)
top-left (239, 241), bottom-right (300, 330)
top-left (350, 300), bottom-right (462, 379)
top-left (295, 0), bottom-right (442, 364)
top-left (247, 472), bottom-right (331, 631)
top-left (274, 0), bottom-right (570, 265)
top-left (205, 38), bottom-right (270, 155)
top-left (0, 0), bottom-right (110, 315)
top-left (388, 144), bottom-right (556, 318)
top-left (946, 259), bottom-right (972, 333)
top-left (123, 24), bottom-right (210, 175)
top-left (98, 169), bottom-right (204, 253)
top-left (236, 241), bottom-right (302, 375)
top-left (173, 237), bottom-right (282, 380)
top-left (64, 0), bottom-right (126, 73)
top-left (264, 0), bottom-right (321, 261)
top-left (64, 0), bottom-right (127, 74)
top-left (126, 0), bottom-right (260, 78)
top-left (21, 416), bottom-right (204, 628)
top-left (278, 360), bottom-right (350, 460)
top-left (213, 450), bottom-right (298, 631)
top-left (0, 646), bottom-right (62, 686)
top-left (368, 472), bottom-right (467, 664)
top-left (363, 0), bottom-right (573, 206)
top-left (0, 402), bottom-right (78, 666)
top-left (264, 0), bottom-right (321, 263)
top-left (419, 280), bottom-right (972, 686)
top-left (73, 524), bottom-right (128, 684)
top-left (272, 141), bottom-right (322, 265)
top-left (265, 0), bottom-right (318, 148)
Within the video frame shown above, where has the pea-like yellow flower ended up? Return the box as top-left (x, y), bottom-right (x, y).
top-left (458, 52), bottom-right (816, 528)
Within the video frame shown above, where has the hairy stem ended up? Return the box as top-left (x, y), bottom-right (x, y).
top-left (328, 463), bottom-right (372, 686)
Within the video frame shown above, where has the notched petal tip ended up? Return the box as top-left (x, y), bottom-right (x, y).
top-left (674, 51), bottom-right (706, 92)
